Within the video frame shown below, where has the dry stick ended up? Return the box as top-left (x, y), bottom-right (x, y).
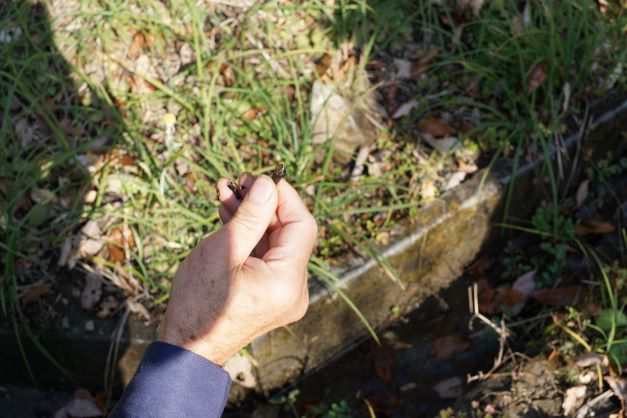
top-left (573, 390), bottom-right (614, 418)
top-left (467, 282), bottom-right (511, 383)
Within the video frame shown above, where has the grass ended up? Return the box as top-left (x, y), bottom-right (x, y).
top-left (1, 0), bottom-right (625, 384)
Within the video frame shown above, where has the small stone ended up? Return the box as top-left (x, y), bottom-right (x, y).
top-left (61, 317), bottom-right (70, 328)
top-left (83, 190), bottom-right (97, 204)
top-left (84, 320), bottom-right (95, 332)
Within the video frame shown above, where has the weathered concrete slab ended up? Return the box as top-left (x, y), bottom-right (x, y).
top-left (250, 94), bottom-right (627, 392)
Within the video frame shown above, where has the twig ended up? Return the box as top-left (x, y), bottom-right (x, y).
top-left (573, 390), bottom-right (614, 418)
top-left (467, 283), bottom-right (511, 382)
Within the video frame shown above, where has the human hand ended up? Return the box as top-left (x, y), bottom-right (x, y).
top-left (157, 174), bottom-right (317, 366)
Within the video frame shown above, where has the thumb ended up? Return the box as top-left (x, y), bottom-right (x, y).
top-left (224, 175), bottom-right (277, 263)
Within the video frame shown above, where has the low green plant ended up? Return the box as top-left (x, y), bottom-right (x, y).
top-left (308, 400), bottom-right (354, 418)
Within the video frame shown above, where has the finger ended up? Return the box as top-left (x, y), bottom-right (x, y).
top-left (219, 206), bottom-right (233, 224)
top-left (263, 181), bottom-right (317, 269)
top-left (223, 175), bottom-right (278, 264)
top-left (239, 172), bottom-right (255, 194)
top-left (217, 178), bottom-right (240, 215)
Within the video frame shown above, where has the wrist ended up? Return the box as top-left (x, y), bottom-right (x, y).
top-left (156, 317), bottom-right (236, 366)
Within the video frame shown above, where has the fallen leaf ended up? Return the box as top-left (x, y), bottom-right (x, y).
top-left (574, 353), bottom-right (608, 368)
top-left (393, 58), bottom-right (412, 79)
top-left (574, 219), bottom-right (615, 236)
top-left (418, 117), bottom-right (456, 137)
top-left (466, 255), bottom-right (494, 278)
top-left (433, 376), bottom-right (463, 399)
top-left (508, 269), bottom-right (536, 315)
top-left (477, 279), bottom-right (525, 315)
top-left (575, 180), bottom-right (589, 209)
top-left (107, 226), bottom-right (136, 263)
top-left (528, 61), bottom-right (548, 94)
top-left (78, 239), bottom-right (103, 259)
top-left (431, 334), bottom-right (471, 360)
top-left (128, 31), bottom-right (147, 60)
top-left (532, 285), bottom-right (586, 306)
top-left (315, 53), bottom-right (332, 77)
top-left (423, 134), bottom-right (459, 153)
top-left (444, 171), bottom-right (466, 191)
top-left (21, 282), bottom-right (53, 304)
top-left (243, 107), bottom-right (265, 120)
top-left (392, 99), bottom-right (419, 119)
top-left (457, 159), bottom-right (478, 173)
top-left (513, 269), bottom-right (536, 297)
top-left (420, 179), bottom-right (437, 200)
top-left (81, 274), bottom-right (102, 310)
top-left (562, 385), bottom-right (586, 416)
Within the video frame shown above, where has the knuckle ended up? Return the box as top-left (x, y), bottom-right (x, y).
top-left (231, 208), bottom-right (259, 232)
top-left (305, 214), bottom-right (318, 236)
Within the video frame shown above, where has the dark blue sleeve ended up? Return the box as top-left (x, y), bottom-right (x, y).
top-left (110, 341), bottom-right (231, 418)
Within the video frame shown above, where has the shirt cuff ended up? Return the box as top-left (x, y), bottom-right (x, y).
top-left (110, 341), bottom-right (231, 418)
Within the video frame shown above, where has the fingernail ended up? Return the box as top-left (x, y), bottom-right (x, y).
top-left (247, 175), bottom-right (275, 204)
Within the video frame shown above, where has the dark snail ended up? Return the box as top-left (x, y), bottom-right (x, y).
top-left (228, 165), bottom-right (285, 200)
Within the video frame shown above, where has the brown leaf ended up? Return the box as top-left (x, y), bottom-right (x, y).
top-left (418, 117), bottom-right (456, 137)
top-left (477, 279), bottom-right (524, 315)
top-left (431, 334), bottom-right (471, 360)
top-left (128, 31), bottom-right (147, 60)
top-left (532, 285), bottom-right (587, 306)
top-left (243, 108), bottom-right (265, 120)
top-left (315, 53), bottom-right (332, 77)
top-left (575, 180), bottom-right (589, 208)
top-left (21, 282), bottom-right (52, 304)
top-left (466, 255), bottom-right (494, 278)
top-left (107, 226), bottom-right (136, 263)
top-left (574, 219), bottom-right (615, 236)
top-left (528, 61), bottom-right (548, 94)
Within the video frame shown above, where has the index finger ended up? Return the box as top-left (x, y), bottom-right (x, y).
top-left (263, 181), bottom-right (317, 269)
